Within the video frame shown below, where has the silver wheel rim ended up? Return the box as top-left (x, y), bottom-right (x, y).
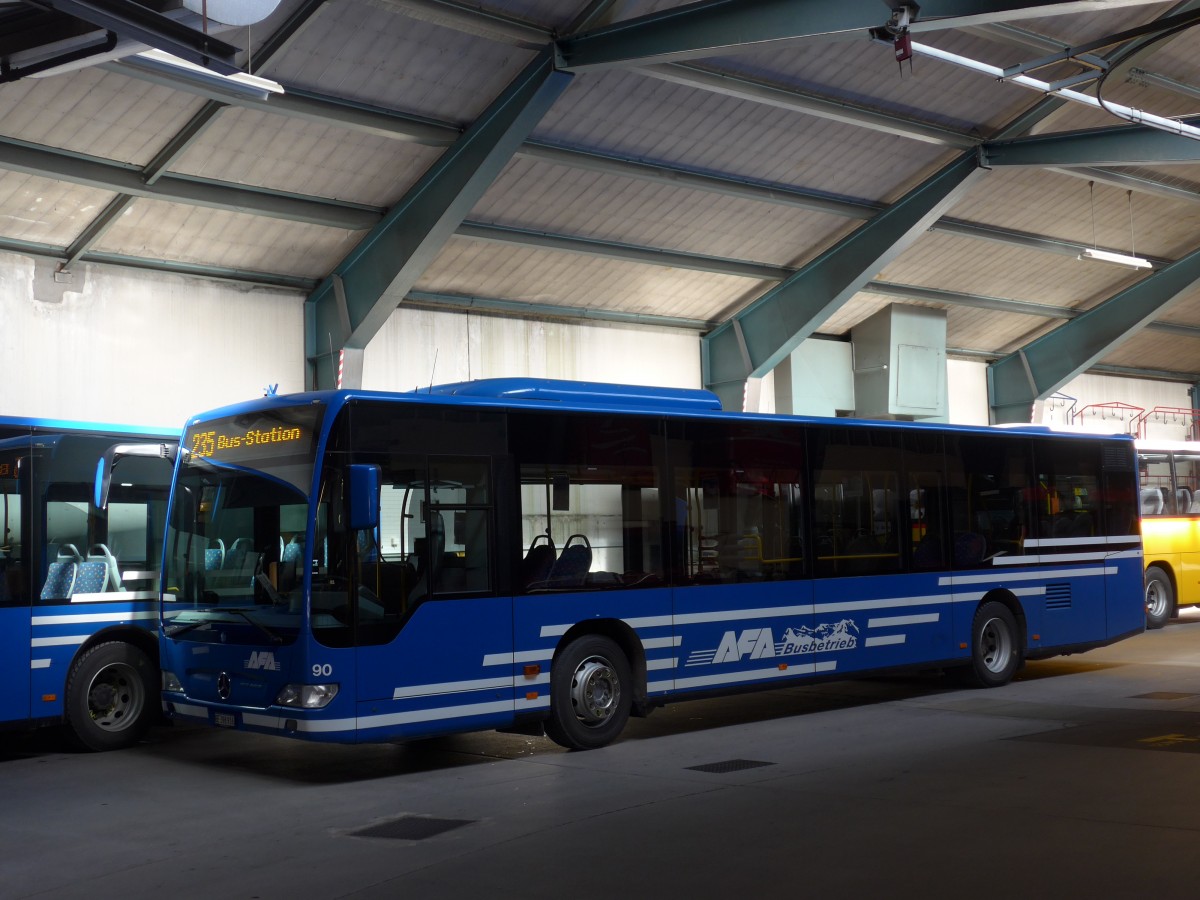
top-left (569, 655), bottom-right (620, 726)
top-left (87, 662), bottom-right (145, 733)
top-left (1146, 580), bottom-right (1169, 619)
top-left (979, 617), bottom-right (1013, 675)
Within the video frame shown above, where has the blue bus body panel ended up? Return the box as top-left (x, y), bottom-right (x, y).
top-left (1106, 555), bottom-right (1145, 638)
top-left (351, 597), bottom-right (516, 742)
top-left (668, 581), bottom-right (815, 695)
top-left (29, 601), bottom-right (158, 719)
top-left (514, 587), bottom-right (674, 696)
top-left (0, 608), bottom-right (31, 724)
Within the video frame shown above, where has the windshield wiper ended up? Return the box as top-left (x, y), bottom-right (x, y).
top-left (222, 607), bottom-right (284, 645)
top-left (164, 619), bottom-right (210, 637)
top-left (164, 608), bottom-right (282, 644)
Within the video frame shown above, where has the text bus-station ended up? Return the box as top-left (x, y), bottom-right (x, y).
top-left (158, 380), bottom-right (1145, 750)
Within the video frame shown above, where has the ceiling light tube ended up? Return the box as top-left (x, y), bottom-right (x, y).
top-left (1078, 247), bottom-right (1152, 269)
top-left (134, 48), bottom-right (283, 99)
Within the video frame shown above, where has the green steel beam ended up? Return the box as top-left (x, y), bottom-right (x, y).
top-left (988, 245), bottom-right (1200, 422)
top-left (108, 58), bottom-right (461, 145)
top-left (984, 123), bottom-right (1200, 167)
top-left (0, 236), bottom-right (316, 290)
top-left (305, 51), bottom-right (572, 389)
top-left (405, 290), bottom-right (714, 330)
top-left (0, 135), bottom-right (383, 230)
top-left (701, 152), bottom-right (987, 409)
top-left (456, 221), bottom-right (789, 280)
top-left (639, 64), bottom-right (977, 148)
top-left (554, 0), bottom-right (1164, 71)
top-left (865, 280), bottom-right (1200, 337)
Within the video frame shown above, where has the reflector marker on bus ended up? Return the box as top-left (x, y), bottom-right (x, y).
top-left (865, 635), bottom-right (906, 647)
top-left (30, 660), bottom-right (51, 669)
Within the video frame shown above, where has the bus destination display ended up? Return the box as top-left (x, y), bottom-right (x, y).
top-left (186, 411), bottom-right (319, 465)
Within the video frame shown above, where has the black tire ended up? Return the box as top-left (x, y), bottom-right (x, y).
top-left (959, 601), bottom-right (1021, 688)
top-left (1145, 565), bottom-right (1174, 630)
top-left (64, 641), bottom-right (156, 751)
top-left (544, 635), bottom-right (632, 751)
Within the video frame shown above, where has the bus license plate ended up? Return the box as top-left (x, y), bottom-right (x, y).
top-left (213, 712), bottom-right (236, 728)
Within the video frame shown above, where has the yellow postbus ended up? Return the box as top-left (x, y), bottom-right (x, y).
top-left (1137, 441), bottom-right (1200, 628)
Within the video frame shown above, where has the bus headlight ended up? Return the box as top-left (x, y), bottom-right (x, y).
top-left (276, 683), bottom-right (339, 709)
top-left (162, 671), bottom-right (183, 693)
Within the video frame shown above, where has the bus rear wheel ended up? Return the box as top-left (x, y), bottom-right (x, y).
top-left (1145, 566), bottom-right (1174, 630)
top-left (545, 635), bottom-right (632, 751)
top-left (64, 642), bottom-right (155, 752)
top-left (960, 601), bottom-right (1021, 688)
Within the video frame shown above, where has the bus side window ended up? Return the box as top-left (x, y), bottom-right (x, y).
top-left (513, 411), bottom-right (664, 593)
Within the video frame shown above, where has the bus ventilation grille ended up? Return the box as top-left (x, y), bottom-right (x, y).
top-left (1045, 583), bottom-right (1072, 610)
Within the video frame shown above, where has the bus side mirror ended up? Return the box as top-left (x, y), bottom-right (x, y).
top-left (347, 464), bottom-right (381, 531)
top-left (94, 442), bottom-right (178, 510)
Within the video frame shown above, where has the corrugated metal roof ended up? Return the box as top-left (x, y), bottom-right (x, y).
top-left (2, 0), bottom-right (1199, 396)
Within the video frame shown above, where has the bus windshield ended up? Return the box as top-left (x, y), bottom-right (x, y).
top-left (162, 405), bottom-right (325, 645)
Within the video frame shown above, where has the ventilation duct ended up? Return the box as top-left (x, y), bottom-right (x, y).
top-left (851, 304), bottom-right (947, 420)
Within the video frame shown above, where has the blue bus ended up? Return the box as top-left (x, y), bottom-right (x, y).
top-left (1, 416), bottom-right (177, 750)
top-left (158, 379), bottom-right (1144, 750)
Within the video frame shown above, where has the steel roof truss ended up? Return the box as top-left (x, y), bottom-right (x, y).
top-left (988, 246), bottom-right (1200, 422)
top-left (304, 50), bottom-right (572, 389)
top-left (701, 151), bottom-right (987, 409)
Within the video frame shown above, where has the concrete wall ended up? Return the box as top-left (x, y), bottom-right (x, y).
top-left (4, 248), bottom-right (1194, 439)
top-left (362, 306), bottom-right (702, 392)
top-left (0, 252), bottom-right (304, 429)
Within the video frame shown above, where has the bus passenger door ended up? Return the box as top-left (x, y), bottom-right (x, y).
top-left (349, 456), bottom-right (514, 740)
top-left (1172, 450), bottom-right (1200, 607)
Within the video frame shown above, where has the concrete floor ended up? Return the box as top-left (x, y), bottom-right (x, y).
top-left (7, 614), bottom-right (1200, 900)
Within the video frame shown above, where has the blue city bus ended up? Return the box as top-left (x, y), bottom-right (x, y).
top-left (0, 416), bottom-right (177, 750)
top-left (158, 379), bottom-right (1144, 750)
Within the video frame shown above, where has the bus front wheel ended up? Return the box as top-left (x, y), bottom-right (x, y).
top-left (545, 635), bottom-right (632, 751)
top-left (1145, 566), bottom-right (1175, 630)
top-left (960, 601), bottom-right (1021, 688)
top-left (64, 641), bottom-right (156, 752)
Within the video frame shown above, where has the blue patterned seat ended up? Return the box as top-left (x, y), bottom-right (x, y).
top-left (88, 543), bottom-right (122, 591)
top-left (73, 561), bottom-right (109, 595)
top-left (40, 544), bottom-right (83, 601)
top-left (204, 538), bottom-right (225, 570)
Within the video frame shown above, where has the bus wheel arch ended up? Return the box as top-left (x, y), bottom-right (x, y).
top-left (958, 593), bottom-right (1024, 688)
top-left (64, 635), bottom-right (158, 752)
top-left (544, 621), bottom-right (641, 751)
top-left (1144, 564), bottom-right (1176, 629)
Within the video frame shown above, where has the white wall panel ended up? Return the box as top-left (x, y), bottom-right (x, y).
top-left (0, 252), bottom-right (304, 428)
top-left (363, 306), bottom-right (702, 393)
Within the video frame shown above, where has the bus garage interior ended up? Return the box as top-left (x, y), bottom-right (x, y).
top-left (5, 1), bottom-right (1200, 898)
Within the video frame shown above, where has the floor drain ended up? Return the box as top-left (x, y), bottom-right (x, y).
top-left (686, 759), bottom-right (774, 774)
top-left (1132, 692), bottom-right (1199, 701)
top-left (350, 816), bottom-right (475, 841)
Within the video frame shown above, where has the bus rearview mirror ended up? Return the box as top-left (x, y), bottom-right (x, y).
top-left (347, 464), bottom-right (381, 531)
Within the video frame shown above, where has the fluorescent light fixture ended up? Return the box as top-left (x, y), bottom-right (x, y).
top-left (1078, 247), bottom-right (1152, 269)
top-left (134, 48), bottom-right (284, 99)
